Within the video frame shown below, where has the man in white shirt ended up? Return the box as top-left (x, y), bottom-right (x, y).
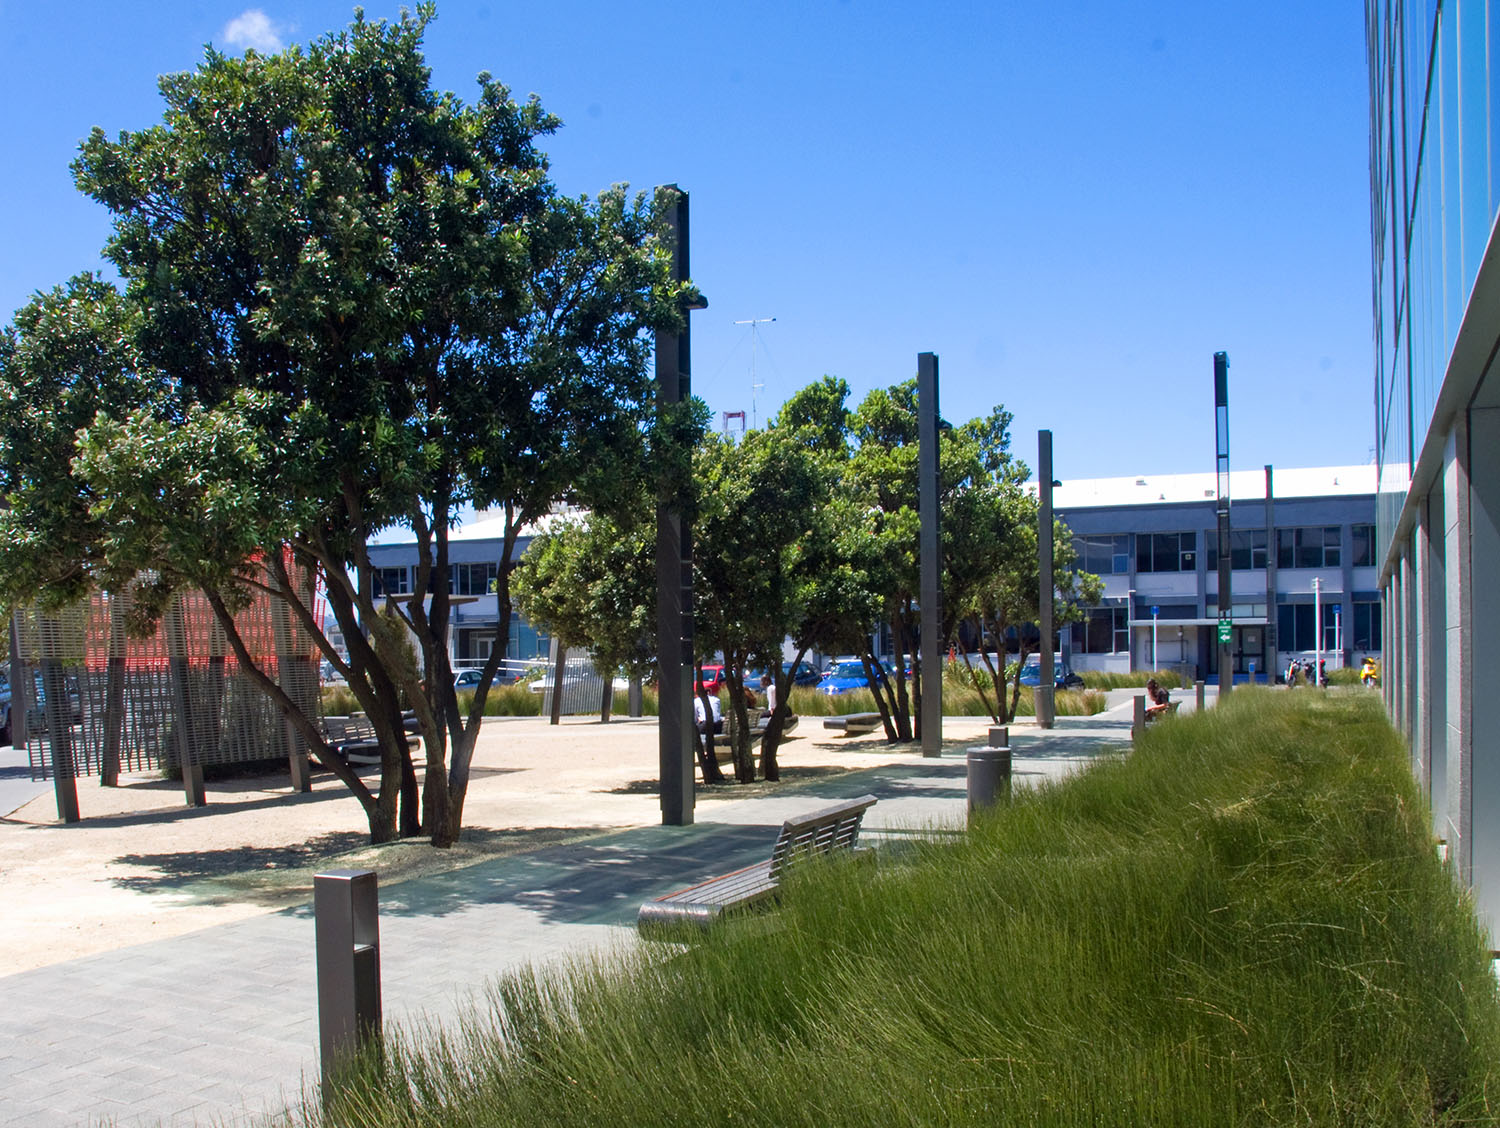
top-left (694, 692), bottom-right (723, 735)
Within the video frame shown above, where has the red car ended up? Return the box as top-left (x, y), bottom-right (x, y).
top-left (696, 664), bottom-right (727, 693)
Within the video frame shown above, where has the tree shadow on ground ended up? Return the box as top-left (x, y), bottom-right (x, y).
top-left (12, 783), bottom-right (355, 832)
top-left (107, 825), bottom-right (605, 907)
top-left (605, 764), bottom-right (859, 798)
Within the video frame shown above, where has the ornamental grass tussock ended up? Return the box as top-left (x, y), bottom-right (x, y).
top-left (305, 690), bottom-right (1500, 1128)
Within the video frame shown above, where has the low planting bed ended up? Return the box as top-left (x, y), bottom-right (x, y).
top-left (311, 691), bottom-right (1500, 1127)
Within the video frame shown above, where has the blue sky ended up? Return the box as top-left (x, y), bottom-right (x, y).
top-left (0, 2), bottom-right (1373, 482)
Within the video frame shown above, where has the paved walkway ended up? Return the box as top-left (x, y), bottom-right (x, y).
top-left (0, 707), bottom-right (1152, 1128)
top-left (0, 742), bottom-right (49, 819)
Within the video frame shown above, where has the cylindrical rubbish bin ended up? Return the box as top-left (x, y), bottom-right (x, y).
top-left (967, 747), bottom-right (1012, 822)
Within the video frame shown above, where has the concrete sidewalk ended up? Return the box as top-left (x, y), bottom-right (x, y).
top-left (0, 713), bottom-right (1133, 1128)
top-left (0, 742), bottom-right (50, 819)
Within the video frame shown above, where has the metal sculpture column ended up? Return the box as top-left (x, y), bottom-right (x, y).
top-left (919, 353), bottom-right (943, 757)
top-left (315, 868), bottom-right (381, 1092)
top-left (1036, 430), bottom-right (1056, 729)
top-left (165, 599), bottom-right (206, 807)
top-left (1213, 352), bottom-right (1233, 697)
top-left (656, 185), bottom-right (706, 823)
top-left (101, 595), bottom-right (126, 788)
top-left (271, 571), bottom-right (313, 792)
top-left (37, 613), bottom-right (79, 823)
top-left (1264, 465), bottom-right (1277, 682)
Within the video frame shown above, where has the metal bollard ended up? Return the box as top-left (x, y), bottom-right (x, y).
top-left (1034, 684), bottom-right (1055, 730)
top-left (967, 745), bottom-right (1012, 824)
top-left (315, 869), bottom-right (382, 1091)
top-left (1196, 680), bottom-right (1205, 712)
top-left (1132, 695), bottom-right (1145, 743)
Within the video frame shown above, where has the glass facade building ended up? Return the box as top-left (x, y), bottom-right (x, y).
top-left (1369, 0), bottom-right (1500, 936)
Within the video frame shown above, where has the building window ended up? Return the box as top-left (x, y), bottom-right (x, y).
top-left (1070, 607), bottom-right (1128, 654)
top-left (507, 616), bottom-right (550, 661)
top-left (1136, 531), bottom-right (1197, 573)
top-left (1276, 603), bottom-right (1342, 651)
top-left (450, 562), bottom-right (499, 596)
top-left (1207, 597), bottom-right (1267, 620)
top-left (1277, 526), bottom-right (1341, 569)
top-left (1353, 599), bottom-right (1383, 649)
top-left (373, 567), bottom-right (408, 596)
top-left (1206, 528), bottom-right (1268, 571)
top-left (1071, 534), bottom-right (1131, 575)
top-left (1351, 524), bottom-right (1376, 567)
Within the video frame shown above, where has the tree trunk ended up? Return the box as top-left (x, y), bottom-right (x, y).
top-left (889, 613), bottom-right (913, 741)
top-left (693, 667), bottom-right (727, 784)
top-left (1008, 641), bottom-right (1034, 724)
top-left (724, 662), bottom-right (755, 783)
top-left (758, 644), bottom-right (809, 781)
top-left (861, 650), bottom-right (900, 741)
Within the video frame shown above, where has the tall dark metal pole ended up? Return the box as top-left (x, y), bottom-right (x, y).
top-left (918, 353), bottom-right (942, 758)
top-left (1264, 465), bottom-right (1277, 683)
top-left (1036, 430), bottom-right (1056, 729)
top-left (655, 186), bottom-right (701, 825)
top-left (1214, 352), bottom-right (1233, 697)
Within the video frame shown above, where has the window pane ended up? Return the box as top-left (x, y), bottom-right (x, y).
top-left (1296, 531), bottom-right (1321, 569)
top-left (1153, 534), bottom-right (1175, 572)
top-left (1352, 524), bottom-right (1375, 567)
top-left (1137, 534), bottom-right (1154, 573)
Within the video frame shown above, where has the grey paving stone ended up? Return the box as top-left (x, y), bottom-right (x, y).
top-left (0, 725), bottom-right (1129, 1127)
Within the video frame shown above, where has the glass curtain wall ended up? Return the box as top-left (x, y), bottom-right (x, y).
top-left (1369, 0), bottom-right (1499, 565)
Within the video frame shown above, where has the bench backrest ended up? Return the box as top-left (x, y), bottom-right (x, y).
top-left (768, 794), bottom-right (878, 880)
top-left (323, 715), bottom-right (377, 743)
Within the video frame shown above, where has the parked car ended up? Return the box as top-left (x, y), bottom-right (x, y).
top-left (0, 670), bottom-right (11, 745)
top-left (453, 669), bottom-right (484, 690)
top-left (529, 673), bottom-right (630, 693)
top-left (817, 658), bottom-right (887, 696)
top-left (1017, 656), bottom-right (1085, 690)
top-left (783, 660), bottom-right (823, 687)
top-left (696, 664), bottom-right (727, 694)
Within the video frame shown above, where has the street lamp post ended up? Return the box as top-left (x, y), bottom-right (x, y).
top-left (1313, 576), bottom-right (1323, 686)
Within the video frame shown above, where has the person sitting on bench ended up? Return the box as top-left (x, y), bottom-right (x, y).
top-left (1144, 678), bottom-right (1171, 719)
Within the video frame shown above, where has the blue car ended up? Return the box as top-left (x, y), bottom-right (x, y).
top-left (818, 658), bottom-right (887, 696)
top-left (783, 661), bottom-right (823, 687)
top-left (1017, 656), bottom-right (1085, 690)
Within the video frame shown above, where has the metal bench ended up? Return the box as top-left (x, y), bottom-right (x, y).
top-left (822, 712), bottom-right (882, 736)
top-left (1144, 700), bottom-right (1181, 723)
top-left (638, 794), bottom-right (879, 933)
top-left (321, 715), bottom-right (418, 766)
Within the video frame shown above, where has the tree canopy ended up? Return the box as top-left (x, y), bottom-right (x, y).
top-left (0, 6), bottom-right (693, 846)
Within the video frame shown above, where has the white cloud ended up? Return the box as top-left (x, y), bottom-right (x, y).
top-left (221, 9), bottom-right (284, 53)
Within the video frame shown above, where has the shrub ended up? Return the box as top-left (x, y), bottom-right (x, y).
top-left (311, 691), bottom-right (1500, 1128)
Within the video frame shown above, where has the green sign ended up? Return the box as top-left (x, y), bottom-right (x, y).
top-left (1217, 619), bottom-right (1232, 644)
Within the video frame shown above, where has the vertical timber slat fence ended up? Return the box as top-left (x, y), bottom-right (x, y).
top-left (13, 556), bottom-right (324, 818)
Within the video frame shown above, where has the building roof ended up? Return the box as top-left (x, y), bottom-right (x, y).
top-left (1046, 464), bottom-right (1376, 510)
top-left (368, 505), bottom-right (581, 548)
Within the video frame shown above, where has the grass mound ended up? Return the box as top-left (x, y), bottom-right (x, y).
top-left (310, 691), bottom-right (1500, 1127)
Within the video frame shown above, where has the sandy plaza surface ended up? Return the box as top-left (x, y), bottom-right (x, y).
top-left (0, 713), bottom-right (998, 977)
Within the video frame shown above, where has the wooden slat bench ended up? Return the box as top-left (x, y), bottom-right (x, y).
top-left (822, 712), bottom-right (882, 736)
top-left (638, 794), bottom-right (879, 933)
top-left (1144, 700), bottom-right (1181, 723)
top-left (321, 715), bottom-right (419, 766)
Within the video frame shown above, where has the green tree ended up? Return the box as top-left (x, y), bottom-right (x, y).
top-left (0, 8), bottom-right (691, 847)
top-left (691, 429), bottom-right (825, 782)
top-left (513, 513), bottom-right (657, 722)
top-left (956, 515), bottom-right (1102, 723)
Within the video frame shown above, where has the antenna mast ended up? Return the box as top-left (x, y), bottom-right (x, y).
top-left (733, 317), bottom-right (775, 428)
